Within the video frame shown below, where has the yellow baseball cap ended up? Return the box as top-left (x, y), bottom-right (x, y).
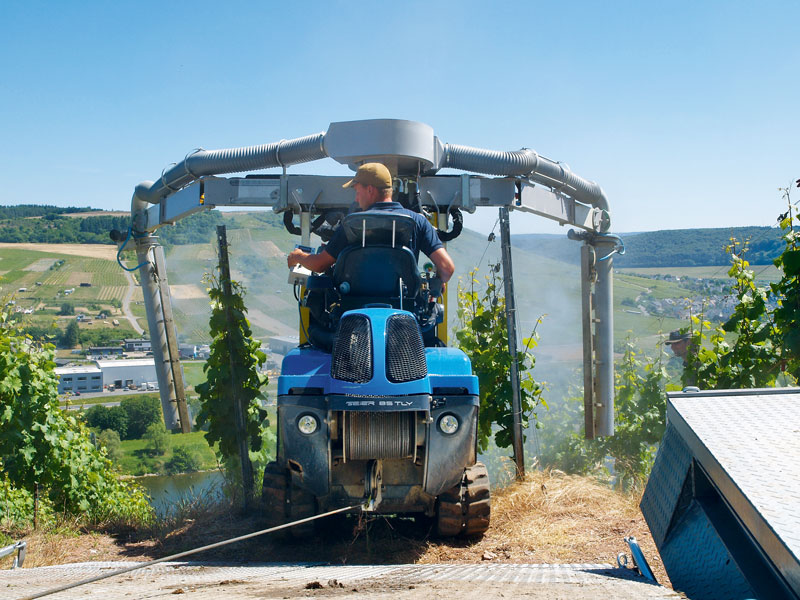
top-left (342, 162), bottom-right (393, 189)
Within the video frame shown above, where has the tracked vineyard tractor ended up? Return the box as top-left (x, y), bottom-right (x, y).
top-left (263, 210), bottom-right (490, 536)
top-left (124, 118), bottom-right (617, 538)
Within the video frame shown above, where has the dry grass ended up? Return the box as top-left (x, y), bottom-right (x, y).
top-left (417, 469), bottom-right (669, 586)
top-left (0, 243), bottom-right (117, 260)
top-left (1, 472), bottom-right (670, 587)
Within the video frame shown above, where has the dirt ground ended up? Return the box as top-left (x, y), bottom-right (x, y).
top-left (3, 471), bottom-right (671, 589)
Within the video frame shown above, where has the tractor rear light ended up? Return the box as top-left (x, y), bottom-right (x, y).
top-left (297, 414), bottom-right (319, 435)
top-left (438, 413), bottom-right (459, 435)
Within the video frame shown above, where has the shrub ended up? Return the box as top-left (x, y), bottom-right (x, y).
top-left (98, 429), bottom-right (123, 464)
top-left (166, 446), bottom-right (202, 475)
top-left (121, 395), bottom-right (163, 439)
top-left (144, 422), bottom-right (170, 456)
top-left (85, 405), bottom-right (128, 439)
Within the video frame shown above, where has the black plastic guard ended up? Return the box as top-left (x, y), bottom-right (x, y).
top-left (424, 397), bottom-right (478, 497)
top-left (279, 402), bottom-right (330, 497)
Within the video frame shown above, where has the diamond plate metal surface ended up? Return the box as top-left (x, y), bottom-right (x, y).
top-left (640, 424), bottom-right (693, 547)
top-left (0, 561), bottom-right (681, 599)
top-left (668, 388), bottom-right (800, 594)
top-left (659, 502), bottom-right (756, 599)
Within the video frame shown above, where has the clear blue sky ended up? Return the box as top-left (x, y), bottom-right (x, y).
top-left (1, 0), bottom-right (797, 234)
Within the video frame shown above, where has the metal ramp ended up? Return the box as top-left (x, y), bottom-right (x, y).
top-left (641, 388), bottom-right (800, 599)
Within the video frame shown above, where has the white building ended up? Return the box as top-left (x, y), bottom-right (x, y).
top-left (95, 359), bottom-right (157, 389)
top-left (55, 365), bottom-right (103, 394)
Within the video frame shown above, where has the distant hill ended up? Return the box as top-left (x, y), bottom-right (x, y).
top-left (513, 226), bottom-right (785, 267)
top-left (0, 208), bottom-right (242, 246)
top-left (0, 204), bottom-right (785, 268)
top-left (0, 204), bottom-right (99, 219)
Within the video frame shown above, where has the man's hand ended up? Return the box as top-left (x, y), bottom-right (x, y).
top-left (287, 248), bottom-right (308, 269)
top-left (286, 248), bottom-right (336, 274)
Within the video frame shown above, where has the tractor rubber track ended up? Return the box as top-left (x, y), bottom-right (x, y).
top-left (261, 461), bottom-right (316, 538)
top-left (436, 462), bottom-right (491, 538)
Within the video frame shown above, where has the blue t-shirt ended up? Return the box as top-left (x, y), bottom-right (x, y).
top-left (324, 202), bottom-right (443, 262)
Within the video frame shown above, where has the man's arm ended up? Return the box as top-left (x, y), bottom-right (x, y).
top-left (287, 248), bottom-right (336, 273)
top-left (429, 247), bottom-right (455, 283)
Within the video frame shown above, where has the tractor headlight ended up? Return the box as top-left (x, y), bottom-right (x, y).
top-left (438, 413), bottom-right (459, 435)
top-left (297, 414), bottom-right (319, 435)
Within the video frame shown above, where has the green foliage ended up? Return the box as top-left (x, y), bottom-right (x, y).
top-left (120, 395), bottom-right (163, 439)
top-left (771, 188), bottom-right (800, 380)
top-left (539, 336), bottom-right (670, 490)
top-left (0, 205), bottom-right (96, 219)
top-left (98, 429), bottom-right (123, 464)
top-left (85, 404), bottom-right (129, 439)
top-left (144, 422), bottom-right (170, 455)
top-left (455, 264), bottom-right (545, 452)
top-left (61, 320), bottom-right (80, 348)
top-left (78, 327), bottom-right (132, 348)
top-left (165, 445), bottom-right (203, 475)
top-left (0, 305), bottom-right (152, 524)
top-left (682, 240), bottom-right (785, 389)
top-left (682, 187), bottom-right (800, 390)
top-left (195, 274), bottom-right (270, 470)
top-left (58, 302), bottom-right (74, 316)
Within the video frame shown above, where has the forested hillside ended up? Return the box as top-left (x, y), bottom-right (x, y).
top-left (0, 205), bottom-right (784, 268)
top-left (0, 206), bottom-right (286, 246)
top-left (0, 204), bottom-right (98, 219)
top-left (513, 226), bottom-right (784, 267)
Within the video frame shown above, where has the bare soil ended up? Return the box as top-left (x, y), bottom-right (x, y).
top-left (3, 471), bottom-right (671, 589)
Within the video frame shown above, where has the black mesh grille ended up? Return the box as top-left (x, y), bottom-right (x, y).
top-left (386, 314), bottom-right (427, 383)
top-left (331, 315), bottom-right (373, 383)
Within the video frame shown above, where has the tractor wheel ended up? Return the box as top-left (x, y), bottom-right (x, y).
top-left (434, 462), bottom-right (491, 538)
top-left (462, 462), bottom-right (491, 537)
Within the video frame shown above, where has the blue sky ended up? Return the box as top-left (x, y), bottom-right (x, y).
top-left (1, 1), bottom-right (797, 234)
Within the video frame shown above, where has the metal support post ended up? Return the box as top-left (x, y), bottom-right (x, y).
top-left (436, 210), bottom-right (449, 345)
top-left (216, 226), bottom-right (254, 509)
top-left (592, 236), bottom-right (616, 437)
top-left (134, 235), bottom-right (181, 430)
top-left (152, 245), bottom-right (191, 433)
top-left (499, 206), bottom-right (525, 479)
top-left (580, 244), bottom-right (596, 439)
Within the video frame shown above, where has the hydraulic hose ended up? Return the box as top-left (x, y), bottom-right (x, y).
top-left (443, 143), bottom-right (608, 211)
top-left (136, 132), bottom-right (327, 204)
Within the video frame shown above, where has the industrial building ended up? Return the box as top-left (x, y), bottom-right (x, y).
top-left (96, 358), bottom-right (157, 389)
top-left (54, 365), bottom-right (103, 394)
top-left (268, 336), bottom-right (299, 356)
top-left (123, 338), bottom-right (152, 352)
top-left (55, 359), bottom-right (158, 393)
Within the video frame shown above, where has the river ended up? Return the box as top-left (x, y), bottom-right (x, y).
top-left (134, 470), bottom-right (226, 515)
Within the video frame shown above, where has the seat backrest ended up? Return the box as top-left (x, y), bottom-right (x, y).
top-left (333, 245), bottom-right (421, 298)
top-left (341, 212), bottom-right (416, 248)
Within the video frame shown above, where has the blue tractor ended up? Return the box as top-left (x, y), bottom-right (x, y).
top-left (262, 210), bottom-right (490, 537)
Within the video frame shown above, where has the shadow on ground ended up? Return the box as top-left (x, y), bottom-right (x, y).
top-left (112, 510), bottom-right (470, 565)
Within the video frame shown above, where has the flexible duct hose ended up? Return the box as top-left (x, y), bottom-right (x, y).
top-left (137, 132), bottom-right (327, 203)
top-left (436, 207), bottom-right (463, 242)
top-left (443, 143), bottom-right (608, 211)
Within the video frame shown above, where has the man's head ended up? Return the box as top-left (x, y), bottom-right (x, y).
top-left (343, 162), bottom-right (393, 210)
top-left (665, 330), bottom-right (692, 359)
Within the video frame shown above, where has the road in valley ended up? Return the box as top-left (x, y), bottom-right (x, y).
top-left (121, 268), bottom-right (144, 335)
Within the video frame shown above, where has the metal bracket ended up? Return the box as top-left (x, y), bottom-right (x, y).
top-left (619, 536), bottom-right (657, 583)
top-left (0, 541), bottom-right (26, 569)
